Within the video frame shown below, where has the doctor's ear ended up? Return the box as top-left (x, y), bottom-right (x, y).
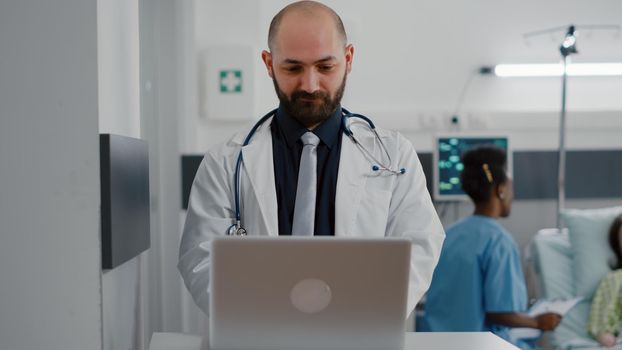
top-left (344, 44), bottom-right (354, 73)
top-left (261, 50), bottom-right (274, 78)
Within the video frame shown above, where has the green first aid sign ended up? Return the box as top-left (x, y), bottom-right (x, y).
top-left (220, 70), bottom-right (242, 93)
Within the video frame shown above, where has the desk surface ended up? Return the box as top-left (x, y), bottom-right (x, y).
top-left (150, 331), bottom-right (519, 350)
top-left (406, 332), bottom-right (519, 349)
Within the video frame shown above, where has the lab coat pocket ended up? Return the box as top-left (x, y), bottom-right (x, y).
top-left (355, 189), bottom-right (392, 237)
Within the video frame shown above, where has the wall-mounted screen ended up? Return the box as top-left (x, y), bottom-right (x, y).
top-left (100, 134), bottom-right (150, 269)
top-left (433, 135), bottom-right (511, 201)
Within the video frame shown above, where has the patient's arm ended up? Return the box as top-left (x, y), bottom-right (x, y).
top-left (486, 312), bottom-right (562, 330)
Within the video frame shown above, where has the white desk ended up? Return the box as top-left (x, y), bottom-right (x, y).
top-left (150, 331), bottom-right (519, 350)
top-left (406, 332), bottom-right (520, 349)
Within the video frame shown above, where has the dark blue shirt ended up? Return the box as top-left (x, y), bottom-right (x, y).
top-left (271, 105), bottom-right (343, 236)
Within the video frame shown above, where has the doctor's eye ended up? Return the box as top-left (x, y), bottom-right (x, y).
top-left (283, 66), bottom-right (303, 73)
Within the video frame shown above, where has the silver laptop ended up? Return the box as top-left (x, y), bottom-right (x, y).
top-left (209, 236), bottom-right (411, 350)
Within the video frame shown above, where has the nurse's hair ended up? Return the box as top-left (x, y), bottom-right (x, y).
top-left (460, 146), bottom-right (508, 204)
top-left (267, 1), bottom-right (348, 52)
top-left (608, 214), bottom-right (622, 269)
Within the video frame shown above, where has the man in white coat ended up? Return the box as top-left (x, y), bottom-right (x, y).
top-left (178, 0), bottom-right (445, 318)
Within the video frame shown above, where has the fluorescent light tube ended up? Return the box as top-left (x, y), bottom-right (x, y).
top-left (490, 63), bottom-right (622, 77)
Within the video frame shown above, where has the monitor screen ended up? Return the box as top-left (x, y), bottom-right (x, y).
top-left (100, 134), bottom-right (151, 269)
top-left (433, 136), bottom-right (510, 201)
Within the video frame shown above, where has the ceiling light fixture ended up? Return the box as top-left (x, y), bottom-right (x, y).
top-left (483, 62), bottom-right (622, 77)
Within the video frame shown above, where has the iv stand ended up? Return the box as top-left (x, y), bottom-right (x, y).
top-left (557, 26), bottom-right (578, 230)
top-left (519, 24), bottom-right (619, 230)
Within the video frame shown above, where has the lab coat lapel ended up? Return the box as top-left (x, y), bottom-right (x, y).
top-left (335, 129), bottom-right (375, 236)
top-left (240, 121), bottom-right (279, 236)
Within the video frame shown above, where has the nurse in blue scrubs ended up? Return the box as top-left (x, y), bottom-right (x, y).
top-left (420, 146), bottom-right (561, 349)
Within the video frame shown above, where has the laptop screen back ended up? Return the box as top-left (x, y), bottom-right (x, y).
top-left (209, 237), bottom-right (411, 350)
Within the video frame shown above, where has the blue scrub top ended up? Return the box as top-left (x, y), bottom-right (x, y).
top-left (421, 215), bottom-right (532, 349)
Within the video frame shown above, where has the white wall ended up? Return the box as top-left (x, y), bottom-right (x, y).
top-left (0, 1), bottom-right (103, 349)
top-left (144, 0), bottom-right (185, 335)
top-left (99, 0), bottom-right (141, 137)
top-left (190, 0), bottom-right (622, 153)
top-left (97, 1), bottom-right (147, 350)
top-left (139, 0), bottom-right (187, 339)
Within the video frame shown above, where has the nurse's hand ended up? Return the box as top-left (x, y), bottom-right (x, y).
top-left (535, 312), bottom-right (562, 331)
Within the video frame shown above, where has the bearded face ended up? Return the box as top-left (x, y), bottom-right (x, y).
top-left (272, 70), bottom-right (346, 128)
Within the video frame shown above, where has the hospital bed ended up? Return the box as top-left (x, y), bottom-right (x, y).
top-left (531, 227), bottom-right (621, 350)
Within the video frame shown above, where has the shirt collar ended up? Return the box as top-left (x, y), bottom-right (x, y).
top-left (275, 104), bottom-right (342, 149)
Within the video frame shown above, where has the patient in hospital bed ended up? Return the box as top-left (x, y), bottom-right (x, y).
top-left (588, 214), bottom-right (622, 348)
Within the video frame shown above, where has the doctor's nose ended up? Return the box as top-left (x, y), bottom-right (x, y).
top-left (299, 70), bottom-right (320, 94)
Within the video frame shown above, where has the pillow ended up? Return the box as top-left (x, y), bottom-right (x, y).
top-left (562, 206), bottom-right (622, 299)
top-left (532, 232), bottom-right (573, 300)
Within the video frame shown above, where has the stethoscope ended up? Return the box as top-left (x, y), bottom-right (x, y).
top-left (228, 107), bottom-right (406, 236)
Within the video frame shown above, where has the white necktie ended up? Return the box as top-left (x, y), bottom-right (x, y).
top-left (291, 132), bottom-right (320, 236)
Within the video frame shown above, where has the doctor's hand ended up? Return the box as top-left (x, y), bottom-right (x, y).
top-left (535, 312), bottom-right (562, 331)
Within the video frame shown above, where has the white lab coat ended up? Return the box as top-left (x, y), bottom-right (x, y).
top-left (178, 116), bottom-right (445, 316)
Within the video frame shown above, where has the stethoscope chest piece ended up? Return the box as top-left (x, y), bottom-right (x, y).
top-left (228, 224), bottom-right (247, 236)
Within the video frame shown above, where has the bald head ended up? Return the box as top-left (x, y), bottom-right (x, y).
top-left (261, 0), bottom-right (354, 128)
top-left (268, 1), bottom-right (347, 52)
